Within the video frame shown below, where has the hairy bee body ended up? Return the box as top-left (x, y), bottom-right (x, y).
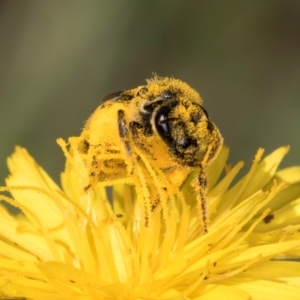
top-left (77, 76), bottom-right (223, 231)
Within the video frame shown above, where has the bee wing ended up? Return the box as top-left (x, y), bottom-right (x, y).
top-left (101, 90), bottom-right (135, 103)
top-left (101, 90), bottom-right (124, 102)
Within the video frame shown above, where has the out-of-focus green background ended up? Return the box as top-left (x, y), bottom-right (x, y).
top-left (1, 1), bottom-right (300, 187)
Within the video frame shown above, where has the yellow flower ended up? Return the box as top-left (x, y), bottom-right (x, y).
top-left (0, 139), bottom-right (300, 299)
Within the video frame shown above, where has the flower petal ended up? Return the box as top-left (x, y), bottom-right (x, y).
top-left (225, 277), bottom-right (300, 300)
top-left (241, 261), bottom-right (300, 287)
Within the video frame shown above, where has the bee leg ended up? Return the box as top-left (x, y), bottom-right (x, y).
top-left (118, 110), bottom-right (134, 174)
top-left (118, 109), bottom-right (131, 154)
top-left (197, 143), bottom-right (217, 234)
top-left (129, 121), bottom-right (152, 155)
top-left (198, 165), bottom-right (209, 233)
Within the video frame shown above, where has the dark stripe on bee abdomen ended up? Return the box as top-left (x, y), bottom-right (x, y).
top-left (103, 159), bottom-right (127, 169)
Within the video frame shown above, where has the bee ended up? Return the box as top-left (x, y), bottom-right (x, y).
top-left (77, 76), bottom-right (223, 232)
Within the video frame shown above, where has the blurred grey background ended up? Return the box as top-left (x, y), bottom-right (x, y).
top-left (1, 0), bottom-right (300, 187)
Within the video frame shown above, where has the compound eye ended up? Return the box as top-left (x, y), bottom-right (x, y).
top-left (154, 106), bottom-right (173, 144)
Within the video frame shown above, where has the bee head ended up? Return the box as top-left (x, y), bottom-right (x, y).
top-left (139, 79), bottom-right (222, 167)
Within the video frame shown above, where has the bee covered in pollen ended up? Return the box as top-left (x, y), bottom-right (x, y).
top-left (76, 76), bottom-right (223, 232)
